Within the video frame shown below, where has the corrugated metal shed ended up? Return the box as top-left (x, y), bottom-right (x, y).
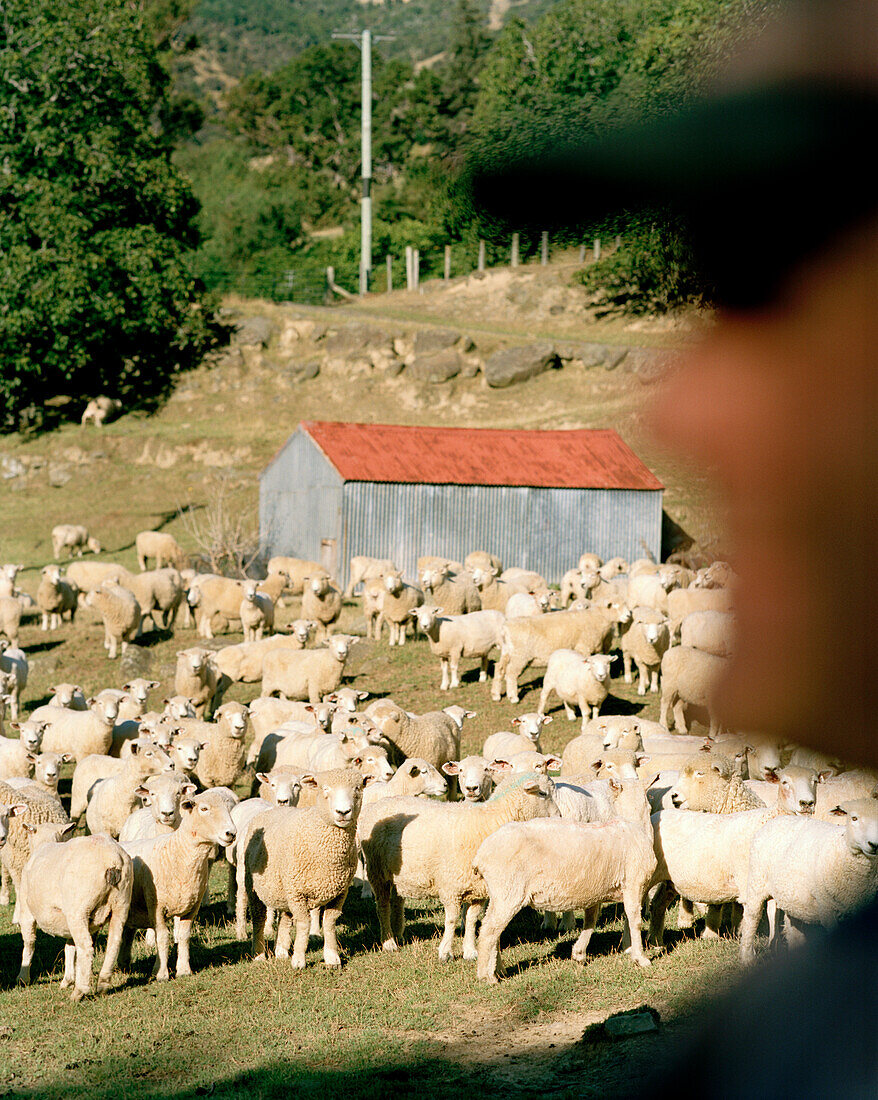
top-left (260, 422), bottom-right (664, 587)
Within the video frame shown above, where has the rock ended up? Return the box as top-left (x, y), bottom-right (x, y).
top-left (555, 342), bottom-right (610, 368)
top-left (483, 343), bottom-right (559, 388)
top-left (408, 349), bottom-right (462, 384)
top-left (624, 347), bottom-right (675, 382)
top-left (549, 304), bottom-right (565, 315)
top-left (1, 457), bottom-right (25, 480)
top-left (601, 1007), bottom-right (660, 1040)
top-left (384, 360), bottom-right (405, 378)
top-left (458, 335), bottom-right (476, 354)
top-left (120, 644), bottom-right (154, 680)
top-left (216, 347), bottom-right (245, 370)
top-left (47, 464), bottom-right (72, 488)
top-left (232, 317), bottom-right (274, 347)
top-left (603, 346), bottom-right (630, 371)
top-left (280, 361), bottom-right (320, 383)
top-left (413, 328), bottom-right (461, 355)
top-left (459, 358), bottom-right (481, 379)
top-left (324, 324), bottom-right (388, 357)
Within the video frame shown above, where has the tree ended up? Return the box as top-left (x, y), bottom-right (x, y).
top-left (0, 0), bottom-right (216, 430)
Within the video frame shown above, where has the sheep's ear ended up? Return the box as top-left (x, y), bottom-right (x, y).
top-left (61, 823), bottom-right (77, 839)
top-left (699, 742), bottom-right (712, 753)
top-left (357, 691), bottom-right (369, 700)
top-left (829, 806), bottom-right (847, 818)
top-left (541, 715), bottom-right (553, 725)
top-left (122, 682), bottom-right (133, 691)
top-left (521, 779), bottom-right (543, 794)
top-left (350, 756), bottom-right (364, 768)
top-left (301, 774), bottom-right (318, 788)
top-left (645, 773), bottom-right (663, 790)
top-left (591, 759), bottom-right (603, 772)
top-left (817, 770), bottom-right (833, 783)
top-left (86, 697), bottom-right (95, 707)
top-left (61, 753), bottom-right (73, 763)
top-left (406, 609), bottom-right (419, 618)
top-left (362, 774), bottom-right (378, 786)
top-left (710, 762), bottom-right (724, 774)
top-left (134, 786), bottom-right (150, 799)
top-left (25, 751), bottom-right (38, 763)
top-left (510, 717), bottom-right (520, 727)
top-left (181, 782), bottom-right (198, 796)
top-left (365, 730), bottom-right (384, 745)
top-left (324, 694), bottom-right (338, 703)
top-left (434, 607), bottom-right (444, 615)
top-left (441, 761), bottom-right (460, 776)
top-left (488, 759), bottom-right (512, 774)
top-left (255, 772), bottom-right (270, 785)
top-left (544, 756), bottom-right (563, 772)
top-left (764, 768), bottom-right (780, 784)
top-left (609, 777), bottom-right (622, 794)
top-left (304, 705), bottom-right (316, 713)
top-left (9, 722), bottom-right (19, 731)
top-left (22, 821), bottom-right (37, 832)
top-left (608, 654), bottom-right (619, 663)
top-left (180, 798), bottom-right (197, 812)
top-left (635, 753), bottom-right (649, 766)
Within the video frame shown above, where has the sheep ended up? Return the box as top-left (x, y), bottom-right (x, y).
top-left (493, 605), bottom-right (630, 705)
top-left (411, 604), bottom-right (504, 692)
top-left (538, 651), bottom-right (618, 728)
top-left (482, 713), bottom-right (552, 761)
top-left (660, 645), bottom-right (730, 735)
top-left (187, 575), bottom-right (246, 639)
top-left (814, 771), bottom-right (878, 820)
top-left (4, 751), bottom-right (70, 802)
top-left (257, 570), bottom-right (289, 605)
top-left (465, 551), bottom-right (503, 575)
top-left (188, 702), bottom-right (250, 790)
top-left (746, 765), bottom-right (824, 815)
top-left (167, 737), bottom-right (202, 779)
top-left (240, 581), bottom-right (275, 642)
top-left (582, 716), bottom-right (644, 752)
top-left (787, 745), bottom-right (845, 776)
top-left (212, 627), bottom-right (315, 703)
top-left (597, 557), bottom-right (628, 580)
top-left (710, 734), bottom-right (784, 781)
top-left (670, 760), bottom-right (767, 813)
top-left (344, 556), bottom-right (397, 598)
top-left (363, 757), bottom-right (447, 807)
top-left (578, 553), bottom-right (602, 572)
top-left (364, 697), bottom-right (475, 770)
top-left (469, 568), bottom-right (525, 613)
top-left (71, 743), bottom-right (147, 822)
top-left (119, 568), bottom-right (184, 631)
top-left (174, 647), bottom-right (219, 719)
top-left (500, 568), bottom-right (546, 590)
top-left (243, 768), bottom-right (364, 967)
top-left (253, 768), bottom-right (304, 807)
top-left (40, 694), bottom-right (120, 764)
top-left (0, 641), bottom-right (27, 720)
top-left (680, 610), bottom-right (736, 657)
top-left (36, 565), bottom-right (78, 631)
top-left (120, 789), bottom-right (237, 981)
top-left (84, 582), bottom-right (141, 659)
top-left (266, 556), bottom-right (327, 596)
top-left (51, 524), bottom-right (102, 560)
top-left (17, 824), bottom-right (132, 1000)
top-left (81, 395), bottom-right (122, 426)
top-left (0, 720), bottom-right (47, 780)
top-left (0, 780), bottom-right (70, 915)
top-left (667, 586), bottom-right (735, 636)
top-left (118, 774), bottom-right (198, 842)
top-left (135, 530), bottom-right (184, 571)
top-left (417, 555), bottom-right (464, 577)
top-left (301, 573), bottom-right (342, 642)
top-left (560, 568), bottom-right (595, 606)
top-left (362, 576), bottom-right (386, 639)
top-left (247, 700), bottom-right (335, 769)
top-left (474, 779), bottom-right (656, 980)
top-left (740, 799), bottom-right (878, 963)
top-left (0, 596), bottom-right (22, 646)
top-left (85, 742), bottom-right (173, 839)
top-left (65, 560), bottom-right (129, 595)
top-left (262, 635), bottom-right (358, 703)
top-left (326, 687), bottom-right (370, 723)
top-left (443, 756), bottom-right (499, 802)
top-left (360, 771), bottom-right (559, 961)
top-left (273, 729), bottom-right (394, 782)
top-left (505, 590), bottom-right (553, 618)
top-left (622, 609), bottom-right (671, 694)
top-left (420, 564), bottom-right (480, 615)
top-left (380, 571), bottom-right (423, 646)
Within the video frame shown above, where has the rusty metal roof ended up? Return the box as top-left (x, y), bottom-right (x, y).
top-left (299, 421), bottom-right (663, 491)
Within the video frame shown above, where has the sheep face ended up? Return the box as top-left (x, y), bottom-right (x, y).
top-left (384, 572), bottom-right (404, 595)
top-left (180, 648), bottom-right (209, 674)
top-left (400, 759), bottom-right (447, 798)
top-left (586, 655), bottom-right (617, 683)
top-left (123, 679), bottom-right (160, 707)
top-left (216, 703), bottom-right (249, 738)
top-left (443, 756), bottom-right (492, 802)
top-left (164, 696), bottom-right (197, 720)
top-left (93, 696), bottom-right (119, 723)
top-left (411, 605), bottom-right (441, 634)
top-left (170, 738), bottom-right (201, 772)
top-left (309, 574), bottom-right (332, 598)
top-left (831, 799), bottom-right (878, 857)
top-left (16, 721), bottom-right (47, 752)
top-left (352, 747), bottom-right (395, 782)
top-left (50, 683), bottom-right (82, 707)
top-left (443, 705), bottom-right (476, 729)
top-left (328, 635), bottom-right (356, 662)
top-left (0, 803), bottom-right (27, 848)
top-left (182, 791), bottom-right (237, 847)
top-left (511, 713), bottom-right (551, 741)
top-left (770, 765), bottom-right (819, 814)
top-left (292, 620), bottom-right (316, 645)
top-left (257, 771), bottom-right (302, 807)
top-left (304, 770), bottom-right (364, 828)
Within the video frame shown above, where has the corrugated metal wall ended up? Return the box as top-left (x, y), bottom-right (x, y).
top-left (260, 432), bottom-right (663, 587)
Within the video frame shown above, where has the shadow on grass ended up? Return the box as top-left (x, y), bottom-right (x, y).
top-left (131, 628), bottom-right (175, 649)
top-left (22, 639), bottom-right (65, 656)
top-left (109, 507), bottom-right (189, 556)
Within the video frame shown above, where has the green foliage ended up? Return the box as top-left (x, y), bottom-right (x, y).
top-left (0, 0), bottom-right (216, 430)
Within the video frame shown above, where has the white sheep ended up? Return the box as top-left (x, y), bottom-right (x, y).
top-left (262, 635), bottom-right (358, 703)
top-left (364, 698), bottom-right (475, 770)
top-left (538, 650), bottom-right (617, 728)
top-left (660, 645), bottom-right (730, 735)
top-left (120, 789), bottom-right (237, 981)
top-left (465, 551), bottom-right (503, 575)
top-left (118, 774), bottom-right (198, 842)
top-left (420, 564), bottom-right (481, 615)
top-left (344, 556), bottom-right (397, 598)
top-left (65, 560), bottom-right (129, 595)
top-left (474, 779), bottom-right (655, 980)
top-left (469, 567), bottom-right (526, 613)
top-left (188, 703), bottom-right (250, 789)
top-left (0, 596), bottom-right (22, 646)
top-left (0, 780), bottom-right (70, 917)
top-left (119, 568), bottom-right (184, 632)
top-left (0, 641), bottom-right (27, 720)
top-left (135, 530), bottom-right (184, 571)
top-left (301, 573), bottom-right (342, 641)
top-left (622, 609), bottom-right (671, 694)
top-left (247, 699), bottom-right (335, 769)
top-left (84, 582), bottom-right (141, 659)
top-left (667, 586), bottom-right (735, 636)
top-left (740, 798), bottom-right (878, 962)
top-left (381, 571), bottom-right (423, 646)
top-left (359, 772), bottom-right (558, 961)
top-left (243, 769), bottom-right (364, 968)
top-left (17, 824), bottom-right (132, 1000)
top-left (85, 742), bottom-right (172, 839)
top-left (40, 694), bottom-right (120, 764)
top-left (4, 751), bottom-right (70, 803)
top-left (482, 713), bottom-right (552, 761)
top-left (174, 647), bottom-right (219, 719)
top-left (362, 576), bottom-right (386, 640)
top-left (0, 719), bottom-right (47, 780)
top-left (81, 396), bottom-right (122, 427)
top-left (212, 626), bottom-right (315, 703)
top-left (240, 581), bottom-right (274, 642)
top-left (266, 556), bottom-right (326, 596)
top-left (186, 574), bottom-right (246, 639)
top-left (36, 565), bottom-right (78, 630)
top-left (814, 771), bottom-right (878, 820)
top-left (411, 604), bottom-right (504, 691)
top-left (505, 590), bottom-right (553, 618)
top-left (51, 524), bottom-right (102, 560)
top-left (442, 756), bottom-right (504, 802)
top-left (680, 610), bottom-right (736, 657)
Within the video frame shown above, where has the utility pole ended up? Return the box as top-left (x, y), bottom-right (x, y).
top-left (332, 28), bottom-right (395, 295)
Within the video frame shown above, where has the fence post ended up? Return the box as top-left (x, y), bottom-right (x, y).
top-left (413, 249), bottom-right (420, 290)
top-left (405, 246), bottom-right (413, 290)
top-left (615, 234), bottom-right (621, 249)
top-left (386, 254), bottom-right (393, 293)
top-left (327, 266), bottom-right (335, 293)
top-left (594, 237), bottom-right (601, 261)
top-left (359, 264), bottom-right (368, 296)
top-left (511, 232), bottom-right (520, 267)
top-left (444, 245), bottom-right (451, 282)
top-left (579, 243), bottom-right (586, 262)
top-left (540, 231), bottom-right (548, 266)
top-left (477, 239), bottom-right (486, 272)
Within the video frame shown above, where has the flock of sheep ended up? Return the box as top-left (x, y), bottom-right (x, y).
top-left (1, 532), bottom-right (876, 1001)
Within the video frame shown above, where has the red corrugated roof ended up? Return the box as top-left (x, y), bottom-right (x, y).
top-left (300, 421), bottom-right (663, 491)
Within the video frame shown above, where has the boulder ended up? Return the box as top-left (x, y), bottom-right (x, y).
top-left (603, 346), bottom-right (630, 371)
top-left (280, 361), bottom-right (320, 383)
top-left (324, 324), bottom-right (389, 357)
top-left (556, 342), bottom-right (611, 368)
top-left (483, 343), bottom-right (559, 388)
top-left (408, 349), bottom-right (462, 384)
top-left (233, 317), bottom-right (274, 347)
top-left (413, 328), bottom-right (461, 355)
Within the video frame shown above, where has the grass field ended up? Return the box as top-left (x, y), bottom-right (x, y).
top-left (0, 292), bottom-right (737, 1097)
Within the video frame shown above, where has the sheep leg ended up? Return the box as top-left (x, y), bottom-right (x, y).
top-left (438, 899), bottom-right (462, 961)
top-left (16, 906), bottom-right (37, 984)
top-left (97, 898), bottom-right (127, 993)
top-left (226, 862), bottom-right (236, 917)
top-left (541, 910), bottom-right (558, 932)
top-left (391, 891), bottom-right (406, 941)
top-left (491, 652), bottom-right (507, 701)
top-left (622, 890), bottom-right (651, 968)
top-left (274, 913), bottom-right (292, 958)
top-left (372, 879), bottom-right (399, 952)
top-left (309, 908), bottom-right (322, 939)
top-left (64, 914), bottom-right (95, 1000)
top-left (175, 918), bottom-right (194, 976)
top-left (673, 700), bottom-right (688, 733)
top-left (462, 902), bottom-right (486, 961)
top-left (648, 883), bottom-right (673, 946)
top-left (290, 903), bottom-right (311, 969)
top-left (251, 892), bottom-right (268, 960)
top-left (478, 655), bottom-right (488, 682)
top-left (235, 860), bottom-right (249, 941)
top-left (138, 553), bottom-right (147, 571)
top-left (650, 670), bottom-right (660, 693)
top-left (41, 612), bottom-right (49, 631)
top-left (60, 943), bottom-right (76, 990)
top-left (153, 914), bottom-right (171, 981)
top-left (659, 690), bottom-right (673, 730)
top-left (739, 896), bottom-right (764, 964)
top-left (702, 905), bottom-right (722, 940)
top-left (677, 896), bottom-right (696, 930)
top-left (571, 905), bottom-right (601, 963)
top-left (767, 899), bottom-right (780, 947)
top-left (537, 680), bottom-right (552, 716)
top-left (118, 926), bottom-right (135, 971)
top-left (449, 649), bottom-right (462, 690)
top-left (623, 652), bottom-right (633, 683)
top-left (784, 914), bottom-right (807, 950)
top-left (637, 663), bottom-right (649, 696)
top-left (440, 658), bottom-right (451, 692)
top-left (322, 892), bottom-right (347, 967)
top-left (477, 895), bottom-right (521, 983)
top-left (266, 907), bottom-right (276, 936)
top-left (0, 864), bottom-right (10, 905)
top-left (505, 659), bottom-right (524, 705)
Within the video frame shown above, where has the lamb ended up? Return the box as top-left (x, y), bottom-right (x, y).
top-left (119, 568), bottom-right (184, 631)
top-left (482, 713), bottom-right (552, 761)
top-left (51, 524), bottom-right (102, 560)
top-left (667, 586), bottom-right (735, 636)
top-left (622, 609), bottom-right (671, 694)
top-left (815, 772), bottom-right (878, 819)
top-left (174, 647), bottom-right (219, 719)
top-left (0, 641), bottom-right (27, 720)
top-left (360, 771), bottom-right (559, 960)
top-left (660, 646), bottom-right (730, 735)
top-left (243, 769), bottom-right (363, 968)
top-left (380, 571), bottom-right (423, 645)
top-left (493, 605), bottom-right (630, 704)
top-left (4, 751), bottom-right (70, 803)
top-left (344, 556), bottom-right (397, 598)
top-left (474, 779), bottom-right (656, 980)
top-left (538, 651), bottom-right (618, 728)
top-left (680, 610), bottom-right (736, 657)
top-left (189, 702), bottom-right (250, 789)
top-left (17, 824), bottom-right (132, 1000)
top-left (240, 581), bottom-right (275, 642)
top-left (0, 720), bottom-right (47, 780)
top-left (120, 789), bottom-right (236, 981)
top-left (40, 694), bottom-right (120, 763)
top-left (0, 780), bottom-right (70, 915)
top-left (410, 604), bottom-right (504, 691)
top-left (301, 573), bottom-right (343, 641)
top-left (740, 799), bottom-right (878, 963)
top-left (81, 395), bottom-right (122, 427)
top-left (187, 575), bottom-right (246, 639)
top-left (505, 590), bottom-right (553, 618)
top-left (167, 737), bottom-right (202, 779)
top-left (212, 626), bottom-right (315, 702)
top-left (85, 582), bottom-right (141, 659)
top-left (0, 596), bottom-right (22, 646)
top-left (362, 576), bottom-right (386, 639)
top-left (364, 697), bottom-right (475, 770)
top-left (266, 556), bottom-right (326, 596)
top-left (135, 530), bottom-right (184, 571)
top-left (36, 565), bottom-right (79, 630)
top-left (420, 564), bottom-right (480, 615)
top-left (262, 635), bottom-right (358, 703)
top-left (118, 774), bottom-right (198, 842)
top-left (85, 742), bottom-right (173, 839)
